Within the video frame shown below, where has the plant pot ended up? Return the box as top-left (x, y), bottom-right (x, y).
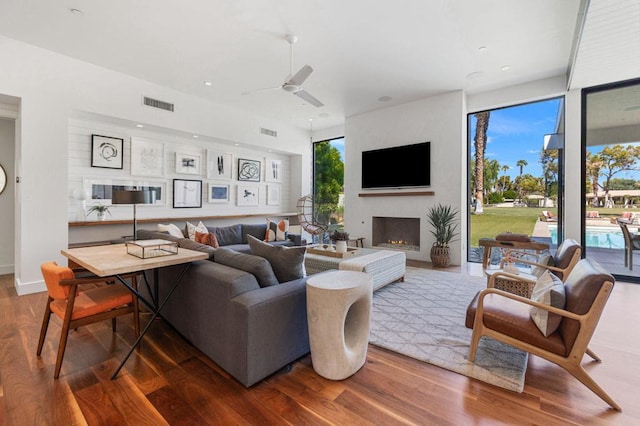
top-left (430, 245), bottom-right (451, 268)
top-left (335, 240), bottom-right (348, 254)
top-left (97, 212), bottom-right (106, 221)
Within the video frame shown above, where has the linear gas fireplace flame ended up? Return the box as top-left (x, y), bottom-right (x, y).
top-left (373, 217), bottom-right (420, 251)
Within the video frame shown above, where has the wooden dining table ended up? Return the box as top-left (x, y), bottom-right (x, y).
top-left (61, 243), bottom-right (208, 379)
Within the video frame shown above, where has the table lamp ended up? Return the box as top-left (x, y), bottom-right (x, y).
top-left (112, 189), bottom-right (152, 239)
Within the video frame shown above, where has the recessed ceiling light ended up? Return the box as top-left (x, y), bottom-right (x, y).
top-left (234, 143), bottom-right (240, 146)
top-left (136, 124), bottom-right (144, 128)
top-left (203, 81), bottom-right (212, 86)
top-left (378, 96), bottom-right (392, 102)
top-left (69, 8), bottom-right (84, 16)
top-left (466, 71), bottom-right (484, 80)
top-left (192, 135), bottom-right (199, 138)
top-left (500, 65), bottom-right (511, 71)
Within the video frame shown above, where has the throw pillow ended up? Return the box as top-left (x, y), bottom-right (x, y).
top-left (186, 221), bottom-right (208, 241)
top-left (530, 270), bottom-right (566, 336)
top-left (195, 231), bottom-right (219, 248)
top-left (247, 235), bottom-right (306, 282)
top-left (530, 253), bottom-right (552, 278)
top-left (213, 247), bottom-right (279, 287)
top-left (157, 223), bottom-right (185, 238)
top-left (265, 218), bottom-right (289, 242)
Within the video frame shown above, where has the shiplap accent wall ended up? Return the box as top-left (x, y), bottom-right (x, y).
top-left (68, 117), bottom-right (292, 224)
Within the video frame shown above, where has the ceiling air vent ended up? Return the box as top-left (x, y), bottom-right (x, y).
top-left (143, 96), bottom-right (174, 112)
top-left (260, 127), bottom-right (278, 137)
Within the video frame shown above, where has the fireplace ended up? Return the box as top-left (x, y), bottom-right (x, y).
top-left (372, 217), bottom-right (420, 251)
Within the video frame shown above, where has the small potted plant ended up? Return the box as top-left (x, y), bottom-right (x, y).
top-left (87, 204), bottom-right (111, 221)
top-left (426, 203), bottom-right (459, 267)
top-left (330, 230), bottom-right (350, 254)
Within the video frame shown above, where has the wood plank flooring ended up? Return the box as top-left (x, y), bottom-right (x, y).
top-left (1, 265), bottom-right (639, 425)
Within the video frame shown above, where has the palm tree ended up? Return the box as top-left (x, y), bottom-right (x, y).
top-left (501, 165), bottom-right (509, 194)
top-left (516, 159), bottom-right (528, 176)
top-left (473, 111), bottom-right (490, 214)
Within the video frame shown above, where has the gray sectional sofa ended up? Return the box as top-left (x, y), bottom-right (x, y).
top-left (136, 223), bottom-right (315, 387)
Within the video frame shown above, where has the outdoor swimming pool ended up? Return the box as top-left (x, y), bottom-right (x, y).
top-left (548, 225), bottom-right (626, 249)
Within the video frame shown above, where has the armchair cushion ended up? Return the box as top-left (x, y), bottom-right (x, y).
top-left (530, 271), bottom-right (566, 336)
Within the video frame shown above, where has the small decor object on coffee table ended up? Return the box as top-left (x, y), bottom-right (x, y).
top-left (331, 230), bottom-right (350, 254)
top-left (126, 239), bottom-right (178, 259)
top-left (307, 245), bottom-right (359, 258)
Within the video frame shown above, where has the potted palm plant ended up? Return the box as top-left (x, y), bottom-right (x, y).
top-left (87, 204), bottom-right (111, 221)
top-left (426, 203), bottom-right (459, 267)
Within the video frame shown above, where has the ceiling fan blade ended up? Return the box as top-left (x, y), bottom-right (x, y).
top-left (241, 85), bottom-right (282, 95)
top-left (287, 65), bottom-right (313, 86)
top-left (294, 89), bottom-right (324, 107)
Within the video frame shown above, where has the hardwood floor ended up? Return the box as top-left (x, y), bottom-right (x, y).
top-left (1, 266), bottom-right (639, 425)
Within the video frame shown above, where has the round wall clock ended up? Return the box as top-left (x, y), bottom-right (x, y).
top-left (0, 164), bottom-right (6, 195)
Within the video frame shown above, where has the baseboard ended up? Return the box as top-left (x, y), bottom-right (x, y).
top-left (14, 277), bottom-right (46, 295)
top-left (0, 264), bottom-right (14, 275)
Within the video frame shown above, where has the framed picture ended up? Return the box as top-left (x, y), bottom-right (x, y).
top-left (265, 158), bottom-right (282, 182)
top-left (131, 137), bottom-right (165, 177)
top-left (237, 183), bottom-right (259, 206)
top-left (207, 150), bottom-right (232, 180)
top-left (83, 178), bottom-right (166, 206)
top-left (173, 179), bottom-right (202, 208)
top-left (208, 183), bottom-right (230, 203)
top-left (175, 151), bottom-right (202, 175)
top-left (91, 134), bottom-right (123, 169)
top-left (237, 158), bottom-right (261, 182)
top-left (267, 184), bottom-right (280, 206)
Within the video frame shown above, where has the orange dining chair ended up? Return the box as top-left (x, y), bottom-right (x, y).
top-left (36, 261), bottom-right (140, 378)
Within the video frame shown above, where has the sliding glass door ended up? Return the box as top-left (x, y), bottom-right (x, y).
top-left (582, 79), bottom-right (640, 281)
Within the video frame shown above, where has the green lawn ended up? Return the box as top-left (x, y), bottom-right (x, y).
top-left (469, 207), bottom-right (552, 247)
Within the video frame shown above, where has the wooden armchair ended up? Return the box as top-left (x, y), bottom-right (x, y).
top-left (466, 258), bottom-right (620, 411)
top-left (497, 238), bottom-right (582, 281)
top-left (36, 262), bottom-right (139, 378)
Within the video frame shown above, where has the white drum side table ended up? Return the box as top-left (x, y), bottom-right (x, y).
top-left (306, 270), bottom-right (372, 380)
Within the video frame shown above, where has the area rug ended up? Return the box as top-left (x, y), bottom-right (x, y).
top-left (369, 267), bottom-right (528, 392)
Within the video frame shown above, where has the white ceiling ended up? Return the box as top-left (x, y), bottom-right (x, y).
top-left (0, 0), bottom-right (637, 131)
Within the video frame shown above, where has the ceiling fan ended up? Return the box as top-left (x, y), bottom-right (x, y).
top-left (242, 34), bottom-right (324, 107)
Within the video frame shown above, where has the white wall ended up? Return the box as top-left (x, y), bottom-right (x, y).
top-left (344, 91), bottom-right (465, 264)
top-left (0, 35), bottom-right (311, 295)
top-left (0, 117), bottom-right (15, 274)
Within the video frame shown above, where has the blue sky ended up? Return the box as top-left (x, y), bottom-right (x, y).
top-left (329, 137), bottom-right (345, 161)
top-left (470, 98), bottom-right (562, 179)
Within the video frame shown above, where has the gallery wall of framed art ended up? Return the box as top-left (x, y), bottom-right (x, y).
top-left (67, 117), bottom-right (292, 223)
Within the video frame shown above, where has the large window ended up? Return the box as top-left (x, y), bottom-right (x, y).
top-left (468, 98), bottom-right (565, 264)
top-left (312, 137), bottom-right (345, 237)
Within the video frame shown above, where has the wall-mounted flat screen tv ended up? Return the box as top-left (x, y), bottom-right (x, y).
top-left (361, 142), bottom-right (430, 189)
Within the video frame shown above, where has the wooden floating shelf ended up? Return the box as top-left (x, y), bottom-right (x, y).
top-left (70, 212), bottom-right (298, 227)
top-left (358, 191), bottom-right (435, 197)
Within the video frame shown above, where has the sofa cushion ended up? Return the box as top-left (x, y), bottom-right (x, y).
top-left (209, 224), bottom-right (243, 246)
top-left (186, 221), bottom-right (208, 240)
top-left (213, 247), bottom-right (279, 287)
top-left (247, 235), bottom-right (307, 282)
top-left (195, 231), bottom-right (219, 248)
top-left (530, 270), bottom-right (566, 336)
top-left (242, 223), bottom-right (268, 243)
top-left (157, 223), bottom-right (185, 238)
top-left (265, 218), bottom-right (289, 242)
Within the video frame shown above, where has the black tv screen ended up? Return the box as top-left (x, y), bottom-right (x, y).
top-left (361, 142), bottom-right (431, 188)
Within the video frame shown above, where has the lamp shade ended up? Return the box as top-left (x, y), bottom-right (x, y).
top-left (112, 189), bottom-right (152, 205)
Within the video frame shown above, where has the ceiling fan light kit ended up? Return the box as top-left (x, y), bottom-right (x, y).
top-left (242, 34), bottom-right (324, 107)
